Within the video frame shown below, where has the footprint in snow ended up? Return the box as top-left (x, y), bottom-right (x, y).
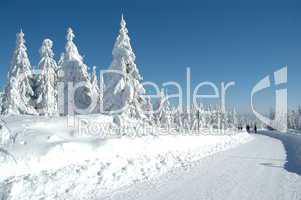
top-left (160, 159), bottom-right (166, 165)
top-left (127, 159), bottom-right (134, 165)
top-left (121, 166), bottom-right (127, 172)
top-left (112, 172), bottom-right (121, 181)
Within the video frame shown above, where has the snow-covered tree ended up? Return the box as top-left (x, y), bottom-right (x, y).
top-left (144, 96), bottom-right (154, 123)
top-left (59, 28), bottom-right (93, 114)
top-left (90, 66), bottom-right (102, 113)
top-left (2, 30), bottom-right (36, 115)
top-left (0, 91), bottom-right (4, 114)
top-left (153, 91), bottom-right (172, 128)
top-left (173, 106), bottom-right (183, 131)
top-left (153, 92), bottom-right (164, 126)
top-left (35, 39), bottom-right (58, 116)
top-left (190, 105), bottom-right (201, 130)
top-left (160, 101), bottom-right (172, 128)
top-left (91, 66), bottom-right (99, 92)
top-left (297, 107), bottom-right (301, 130)
top-left (104, 15), bottom-right (147, 119)
top-left (288, 106), bottom-right (301, 131)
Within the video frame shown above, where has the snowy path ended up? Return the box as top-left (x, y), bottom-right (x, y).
top-left (106, 134), bottom-right (301, 200)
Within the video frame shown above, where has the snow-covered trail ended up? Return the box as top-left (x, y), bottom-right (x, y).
top-left (106, 134), bottom-right (301, 200)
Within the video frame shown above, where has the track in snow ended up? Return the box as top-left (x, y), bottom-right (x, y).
top-left (106, 134), bottom-right (301, 200)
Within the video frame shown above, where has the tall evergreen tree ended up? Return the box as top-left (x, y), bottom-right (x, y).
top-left (2, 30), bottom-right (36, 115)
top-left (35, 39), bottom-right (58, 116)
top-left (59, 28), bottom-right (93, 114)
top-left (91, 66), bottom-right (100, 94)
top-left (160, 98), bottom-right (172, 128)
top-left (0, 91), bottom-right (4, 114)
top-left (153, 91), bottom-right (171, 128)
top-left (104, 15), bottom-right (147, 118)
top-left (90, 66), bottom-right (102, 113)
top-left (144, 96), bottom-right (154, 123)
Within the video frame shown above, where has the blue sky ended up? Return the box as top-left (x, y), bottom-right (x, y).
top-left (0, 0), bottom-right (300, 114)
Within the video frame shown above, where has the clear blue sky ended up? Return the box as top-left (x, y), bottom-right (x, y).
top-left (0, 0), bottom-right (300, 114)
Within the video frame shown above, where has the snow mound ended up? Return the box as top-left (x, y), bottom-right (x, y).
top-left (0, 115), bottom-right (253, 199)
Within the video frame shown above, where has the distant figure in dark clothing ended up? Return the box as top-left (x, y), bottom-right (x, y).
top-left (254, 124), bottom-right (257, 133)
top-left (246, 125), bottom-right (250, 133)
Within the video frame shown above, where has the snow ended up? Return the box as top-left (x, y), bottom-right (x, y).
top-left (0, 115), bottom-right (252, 199)
top-left (260, 130), bottom-right (301, 175)
top-left (103, 134), bottom-right (301, 200)
top-left (0, 14), bottom-right (299, 200)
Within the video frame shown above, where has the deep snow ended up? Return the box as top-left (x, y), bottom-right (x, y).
top-left (102, 134), bottom-right (301, 200)
top-left (0, 115), bottom-right (253, 199)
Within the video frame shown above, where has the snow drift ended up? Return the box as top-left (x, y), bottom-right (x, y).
top-left (0, 115), bottom-right (253, 200)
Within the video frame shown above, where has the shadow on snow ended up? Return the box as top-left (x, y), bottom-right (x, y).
top-left (259, 130), bottom-right (301, 176)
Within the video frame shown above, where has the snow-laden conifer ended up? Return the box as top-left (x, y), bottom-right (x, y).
top-left (2, 30), bottom-right (36, 115)
top-left (35, 39), bottom-right (58, 116)
top-left (59, 28), bottom-right (93, 114)
top-left (104, 15), bottom-right (147, 118)
top-left (90, 66), bottom-right (102, 113)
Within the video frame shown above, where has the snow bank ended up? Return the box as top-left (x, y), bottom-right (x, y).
top-left (0, 115), bottom-right (253, 199)
top-left (0, 135), bottom-right (253, 199)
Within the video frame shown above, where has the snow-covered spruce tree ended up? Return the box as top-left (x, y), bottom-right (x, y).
top-left (161, 102), bottom-right (172, 129)
top-left (293, 110), bottom-right (298, 130)
top-left (173, 106), bottom-right (183, 131)
top-left (90, 66), bottom-right (102, 113)
top-left (198, 108), bottom-right (207, 130)
top-left (2, 30), bottom-right (36, 115)
top-left (104, 15), bottom-right (147, 119)
top-left (59, 28), bottom-right (93, 114)
top-left (190, 105), bottom-right (201, 130)
top-left (0, 91), bottom-right (3, 114)
top-left (229, 108), bottom-right (238, 129)
top-left (288, 106), bottom-right (301, 131)
top-left (288, 110), bottom-right (296, 130)
top-left (154, 91), bottom-right (172, 128)
top-left (144, 96), bottom-right (154, 123)
top-left (153, 92), bottom-right (164, 126)
top-left (35, 39), bottom-right (58, 116)
top-left (295, 106), bottom-right (301, 130)
top-left (91, 66), bottom-right (99, 93)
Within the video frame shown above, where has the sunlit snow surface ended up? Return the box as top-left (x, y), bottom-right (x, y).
top-left (0, 115), bottom-right (253, 199)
